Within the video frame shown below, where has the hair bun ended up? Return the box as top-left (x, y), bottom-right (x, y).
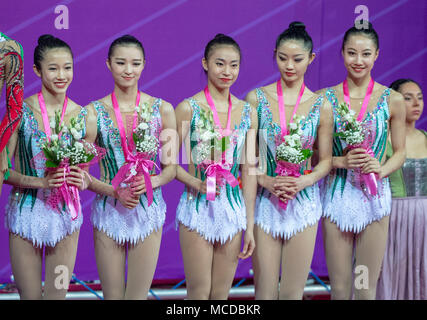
top-left (354, 19), bottom-right (373, 29)
top-left (289, 21), bottom-right (306, 31)
top-left (38, 34), bottom-right (55, 45)
top-left (214, 33), bottom-right (227, 39)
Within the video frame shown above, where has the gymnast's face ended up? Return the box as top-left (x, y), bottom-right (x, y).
top-left (34, 48), bottom-right (73, 95)
top-left (202, 45), bottom-right (240, 90)
top-left (107, 45), bottom-right (145, 88)
top-left (275, 40), bottom-right (315, 83)
top-left (342, 34), bottom-right (379, 80)
top-left (399, 82), bottom-right (424, 123)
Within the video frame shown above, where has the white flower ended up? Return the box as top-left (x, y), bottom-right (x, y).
top-left (138, 122), bottom-right (149, 130)
top-left (49, 118), bottom-right (56, 129)
top-left (74, 141), bottom-right (84, 151)
top-left (201, 130), bottom-right (215, 142)
top-left (284, 135), bottom-right (296, 147)
top-left (70, 128), bottom-right (82, 140)
top-left (196, 120), bottom-right (205, 128)
top-left (135, 106), bottom-right (140, 113)
top-left (51, 134), bottom-right (58, 142)
top-left (289, 123), bottom-right (298, 130)
top-left (291, 134), bottom-right (300, 141)
top-left (344, 113), bottom-right (353, 122)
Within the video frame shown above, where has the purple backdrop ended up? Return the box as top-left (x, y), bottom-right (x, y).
top-left (0, 0), bottom-right (426, 283)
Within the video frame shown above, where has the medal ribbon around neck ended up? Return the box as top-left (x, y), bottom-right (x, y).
top-left (343, 78), bottom-right (375, 122)
top-left (111, 90), bottom-right (158, 207)
top-left (276, 79), bottom-right (305, 139)
top-left (111, 90), bottom-right (141, 160)
top-left (204, 86), bottom-right (233, 137)
top-left (38, 91), bottom-right (68, 141)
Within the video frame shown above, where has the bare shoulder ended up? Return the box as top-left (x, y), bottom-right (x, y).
top-left (388, 88), bottom-right (404, 105)
top-left (175, 98), bottom-right (193, 122)
top-left (244, 88), bottom-right (258, 104)
top-left (67, 98), bottom-right (83, 110)
top-left (97, 94), bottom-right (112, 107)
top-left (83, 101), bottom-right (97, 118)
top-left (23, 94), bottom-right (37, 108)
top-left (159, 98), bottom-right (175, 116)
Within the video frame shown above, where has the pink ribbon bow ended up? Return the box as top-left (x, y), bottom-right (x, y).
top-left (111, 152), bottom-right (157, 207)
top-left (200, 160), bottom-right (239, 201)
top-left (275, 160), bottom-right (302, 210)
top-left (47, 160), bottom-right (84, 221)
top-left (348, 140), bottom-right (378, 196)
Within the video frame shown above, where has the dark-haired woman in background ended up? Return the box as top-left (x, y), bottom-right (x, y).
top-left (175, 34), bottom-right (257, 300)
top-left (376, 79), bottom-right (427, 300)
top-left (0, 32), bottom-right (24, 195)
top-left (84, 35), bottom-right (176, 300)
top-left (318, 23), bottom-right (406, 300)
top-left (4, 35), bottom-right (87, 299)
top-left (245, 22), bottom-right (333, 300)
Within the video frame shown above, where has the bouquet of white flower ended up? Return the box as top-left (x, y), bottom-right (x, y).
top-left (132, 102), bottom-right (159, 155)
top-left (276, 115), bottom-right (312, 164)
top-left (334, 102), bottom-right (364, 145)
top-left (111, 102), bottom-right (160, 207)
top-left (192, 107), bottom-right (237, 201)
top-left (35, 110), bottom-right (105, 220)
top-left (334, 102), bottom-right (378, 196)
top-left (39, 110), bottom-right (101, 168)
top-left (193, 107), bottom-right (229, 164)
top-left (275, 114), bottom-right (312, 210)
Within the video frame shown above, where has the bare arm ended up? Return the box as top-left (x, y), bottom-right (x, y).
top-left (302, 98), bottom-right (333, 185)
top-left (175, 100), bottom-right (203, 190)
top-left (238, 102), bottom-right (258, 259)
top-left (83, 103), bottom-right (117, 198)
top-left (150, 101), bottom-right (177, 189)
top-left (376, 91), bottom-right (406, 178)
top-left (4, 108), bottom-right (65, 189)
top-left (274, 98), bottom-right (334, 197)
top-left (244, 90), bottom-right (269, 188)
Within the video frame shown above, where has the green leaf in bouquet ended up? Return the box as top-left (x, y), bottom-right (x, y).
top-left (42, 148), bottom-right (55, 161)
top-left (301, 148), bottom-right (313, 159)
top-left (45, 159), bottom-right (59, 168)
top-left (85, 153), bottom-right (95, 163)
top-left (132, 132), bottom-right (139, 143)
top-left (213, 135), bottom-right (230, 152)
top-left (221, 136), bottom-right (230, 152)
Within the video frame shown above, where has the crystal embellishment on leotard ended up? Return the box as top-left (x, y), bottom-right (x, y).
top-left (90, 98), bottom-right (166, 245)
top-left (175, 98), bottom-right (251, 244)
top-left (254, 88), bottom-right (323, 239)
top-left (321, 87), bottom-right (392, 233)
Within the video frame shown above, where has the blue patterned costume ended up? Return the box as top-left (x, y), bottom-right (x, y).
top-left (176, 98), bottom-right (252, 244)
top-left (90, 98), bottom-right (166, 245)
top-left (5, 103), bottom-right (86, 247)
top-left (321, 87), bottom-right (392, 232)
top-left (255, 88), bottom-right (324, 239)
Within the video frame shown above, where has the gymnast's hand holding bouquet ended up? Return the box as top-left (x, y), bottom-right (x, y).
top-left (110, 97), bottom-right (160, 207)
top-left (335, 101), bottom-right (380, 196)
top-left (34, 109), bottom-right (105, 220)
top-left (273, 114), bottom-right (314, 208)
